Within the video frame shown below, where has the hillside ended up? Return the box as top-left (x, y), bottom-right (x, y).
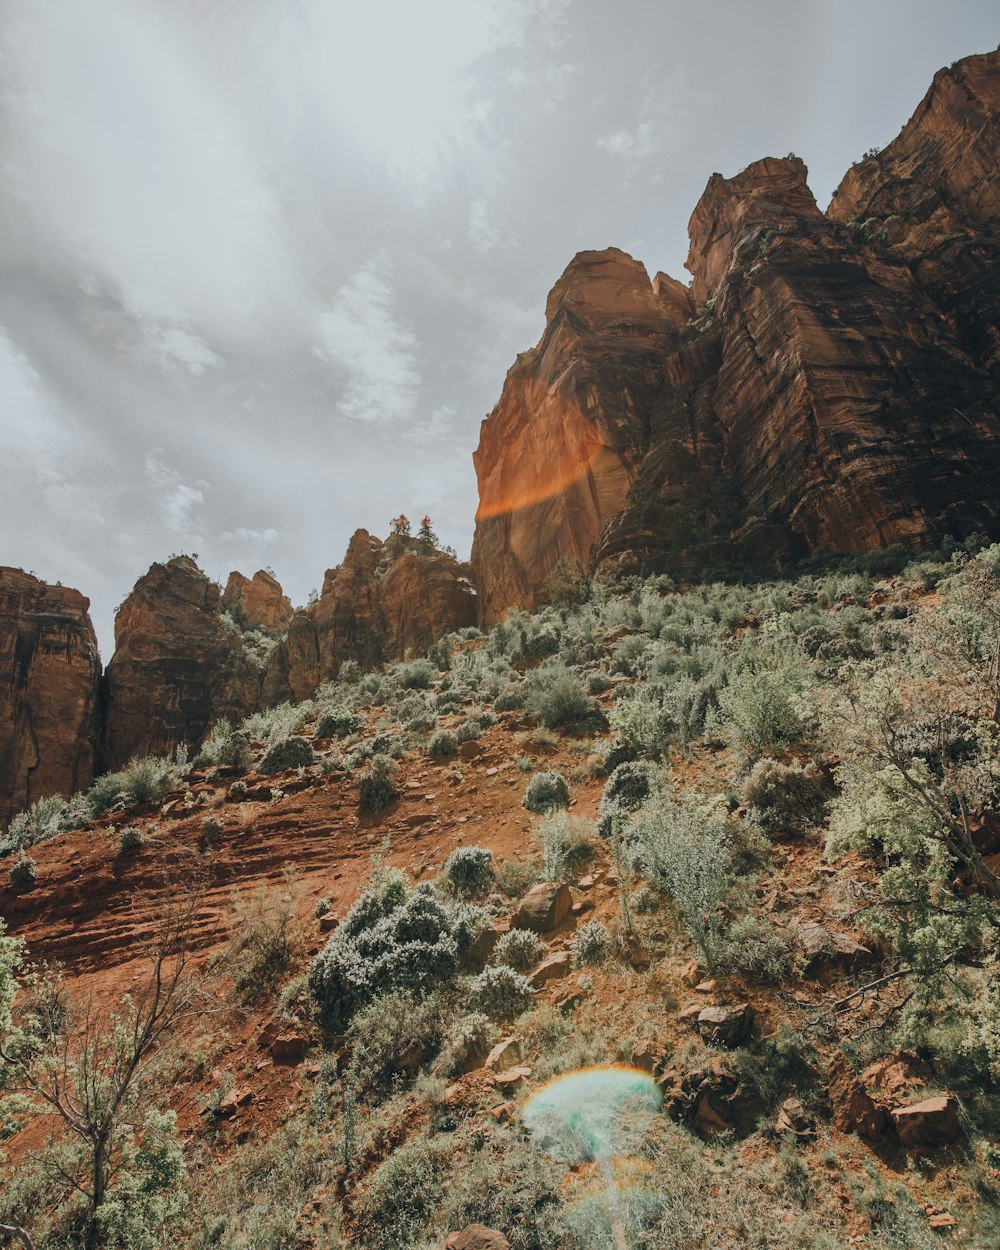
top-left (4, 542), bottom-right (1000, 1249)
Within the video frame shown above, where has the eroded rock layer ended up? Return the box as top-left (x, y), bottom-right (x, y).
top-left (472, 50), bottom-right (1000, 620)
top-left (222, 570), bottom-right (294, 635)
top-left (101, 558), bottom-right (262, 770)
top-left (263, 531), bottom-right (478, 705)
top-left (0, 569), bottom-right (101, 826)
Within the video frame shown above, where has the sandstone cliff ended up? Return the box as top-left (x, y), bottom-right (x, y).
top-left (101, 557), bottom-right (262, 770)
top-left (263, 530), bottom-right (478, 704)
top-left (0, 569), bottom-right (101, 827)
top-left (222, 569), bottom-right (294, 634)
top-left (472, 50), bottom-right (1000, 621)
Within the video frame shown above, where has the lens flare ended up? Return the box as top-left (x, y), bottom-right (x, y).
top-left (522, 1066), bottom-right (663, 1250)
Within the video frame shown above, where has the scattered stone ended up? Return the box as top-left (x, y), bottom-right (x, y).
top-left (695, 979), bottom-right (717, 993)
top-left (775, 1097), bottom-right (815, 1138)
top-left (679, 959), bottom-right (701, 987)
top-left (319, 914), bottom-right (339, 933)
top-left (798, 923), bottom-right (875, 974)
top-left (577, 874), bottom-right (596, 890)
top-left (492, 1066), bottom-right (532, 1092)
top-left (490, 1102), bottom-right (514, 1124)
top-left (827, 1053), bottom-right (887, 1140)
top-left (485, 1037), bottom-right (522, 1072)
top-left (697, 1004), bottom-right (753, 1046)
top-left (458, 740), bottom-right (483, 759)
top-left (217, 1086), bottom-right (253, 1116)
top-left (570, 900), bottom-right (593, 915)
top-left (445, 1226), bottom-right (511, 1250)
top-left (269, 1031), bottom-right (310, 1063)
top-left (528, 951), bottom-right (571, 988)
top-left (514, 881), bottom-right (572, 933)
top-left (892, 1096), bottom-right (961, 1149)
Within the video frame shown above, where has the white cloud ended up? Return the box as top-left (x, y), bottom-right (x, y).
top-left (143, 450), bottom-right (206, 536)
top-left (468, 198), bottom-right (510, 254)
top-left (598, 119), bottom-right (658, 160)
top-left (222, 527), bottom-right (279, 545)
top-left (317, 260), bottom-right (421, 426)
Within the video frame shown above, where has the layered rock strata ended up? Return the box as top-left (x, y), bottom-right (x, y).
top-left (0, 569), bottom-right (101, 826)
top-left (263, 530), bottom-right (478, 705)
top-left (472, 50), bottom-right (1000, 621)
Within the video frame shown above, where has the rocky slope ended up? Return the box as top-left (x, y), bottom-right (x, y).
top-left (263, 529), bottom-right (478, 705)
top-left (0, 569), bottom-right (101, 827)
top-left (472, 49), bottom-right (1000, 621)
top-left (100, 557), bottom-right (263, 770)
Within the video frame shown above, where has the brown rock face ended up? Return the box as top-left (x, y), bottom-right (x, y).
top-left (222, 570), bottom-right (293, 634)
top-left (263, 530), bottom-right (478, 704)
top-left (101, 558), bottom-right (262, 770)
top-left (0, 569), bottom-right (101, 826)
top-left (472, 51), bottom-right (1000, 621)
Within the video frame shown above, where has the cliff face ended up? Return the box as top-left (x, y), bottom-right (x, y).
top-left (0, 569), bottom-right (101, 827)
top-left (264, 530), bottom-right (478, 705)
top-left (101, 558), bottom-right (262, 770)
top-left (472, 50), bottom-right (1000, 620)
top-left (222, 570), bottom-right (294, 635)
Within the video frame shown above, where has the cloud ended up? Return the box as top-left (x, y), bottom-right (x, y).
top-left (143, 450), bottom-right (206, 536)
top-left (222, 527), bottom-right (279, 545)
top-left (468, 198), bottom-right (511, 254)
top-left (598, 119), bottom-right (658, 160)
top-left (317, 260), bottom-right (421, 426)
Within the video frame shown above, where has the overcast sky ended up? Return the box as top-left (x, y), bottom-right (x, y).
top-left (2, 0), bottom-right (997, 657)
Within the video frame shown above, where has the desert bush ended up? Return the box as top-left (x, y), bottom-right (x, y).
top-left (316, 706), bottom-right (365, 738)
top-left (314, 897), bottom-right (331, 918)
top-left (116, 824), bottom-right (144, 853)
top-left (201, 815), bottom-right (222, 841)
top-left (86, 771), bottom-right (128, 817)
top-left (241, 701), bottom-right (309, 745)
top-left (351, 1133), bottom-right (453, 1250)
top-left (9, 853), bottom-right (37, 890)
top-left (468, 964), bottom-right (535, 1018)
top-left (625, 791), bottom-right (744, 969)
top-left (495, 857), bottom-right (536, 899)
top-left (357, 756), bottom-right (400, 812)
top-left (122, 755), bottom-right (179, 805)
top-left (308, 882), bottom-right (459, 1032)
top-left (587, 669), bottom-right (613, 695)
top-left (394, 658), bottom-right (438, 690)
top-left (533, 812), bottom-right (594, 881)
top-left (442, 846), bottom-right (495, 897)
top-left (1, 794), bottom-right (66, 855)
top-left (571, 919), bottom-right (613, 968)
top-left (741, 756), bottom-right (827, 835)
top-left (227, 887), bottom-right (293, 1004)
top-left (523, 771), bottom-right (571, 814)
top-left (346, 989), bottom-right (448, 1097)
top-left (492, 928), bottom-right (546, 972)
top-left (717, 667), bottom-right (808, 758)
top-left (719, 915), bottom-right (791, 983)
top-left (227, 779), bottom-right (247, 800)
top-left (598, 759), bottom-right (659, 837)
top-left (524, 664), bottom-right (600, 729)
top-left (259, 736), bottom-right (314, 774)
top-left (426, 729), bottom-right (458, 758)
top-left (608, 685), bottom-right (675, 757)
top-left (455, 717), bottom-right (483, 743)
top-left (494, 682), bottom-right (525, 711)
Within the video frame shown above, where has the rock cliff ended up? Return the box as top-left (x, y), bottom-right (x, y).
top-left (0, 569), bottom-right (101, 827)
top-left (222, 569), bottom-right (294, 634)
top-left (101, 557), bottom-right (262, 770)
top-left (263, 530), bottom-right (478, 704)
top-left (472, 49), bottom-right (1000, 621)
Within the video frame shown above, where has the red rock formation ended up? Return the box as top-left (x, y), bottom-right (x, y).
top-left (471, 51), bottom-right (1000, 620)
top-left (101, 558), bottom-right (261, 770)
top-left (263, 531), bottom-right (478, 704)
top-left (222, 570), bottom-right (293, 635)
top-left (0, 569), bottom-right (101, 826)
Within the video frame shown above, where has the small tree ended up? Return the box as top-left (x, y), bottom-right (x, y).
top-left (0, 894), bottom-right (201, 1250)
top-left (417, 516), bottom-right (439, 548)
top-left (390, 514), bottom-right (411, 537)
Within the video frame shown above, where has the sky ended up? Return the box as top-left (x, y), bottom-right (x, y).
top-left (1, 0), bottom-right (998, 658)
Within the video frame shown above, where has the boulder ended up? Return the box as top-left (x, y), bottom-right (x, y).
top-left (484, 1037), bottom-right (522, 1072)
top-left (528, 951), bottom-right (571, 988)
top-left (514, 882), bottom-right (572, 933)
top-left (797, 923), bottom-right (875, 974)
top-left (891, 1095), bottom-right (961, 1149)
top-left (775, 1097), bottom-right (815, 1138)
top-left (696, 1003), bottom-right (753, 1046)
top-left (827, 1053), bottom-right (888, 1140)
top-left (445, 1227), bottom-right (511, 1250)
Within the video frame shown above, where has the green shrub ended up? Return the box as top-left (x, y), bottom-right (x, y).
top-left (260, 736), bottom-right (314, 774)
top-left (718, 915), bottom-right (791, 983)
top-left (571, 919), bottom-right (613, 968)
top-left (494, 682), bottom-right (525, 712)
top-left (455, 717), bottom-right (483, 743)
top-left (608, 685), bottom-right (675, 757)
top-left (228, 779), bottom-right (247, 800)
top-left (523, 771), bottom-right (571, 814)
top-left (87, 771), bottom-right (127, 816)
top-left (442, 846), bottom-right (495, 897)
top-left (492, 928), bottom-right (546, 972)
top-left (426, 729), bottom-right (458, 758)
top-left (9, 853), bottom-right (37, 890)
top-left (468, 964), bottom-right (535, 1018)
top-left (316, 706), bottom-right (364, 738)
top-left (308, 882), bottom-right (459, 1032)
top-left (357, 756), bottom-right (400, 812)
top-left (116, 824), bottom-right (144, 853)
top-left (120, 754), bottom-right (178, 805)
top-left (533, 812), bottom-right (594, 881)
top-left (227, 887), bottom-right (293, 1004)
top-left (717, 668), bottom-right (807, 758)
top-left (524, 664), bottom-right (601, 729)
top-left (201, 815), bottom-right (222, 840)
top-left (395, 658), bottom-right (438, 690)
top-left (352, 1134), bottom-right (453, 1250)
top-left (740, 756), bottom-right (827, 835)
top-left (597, 759), bottom-right (658, 837)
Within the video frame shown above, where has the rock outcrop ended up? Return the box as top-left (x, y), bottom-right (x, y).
top-left (0, 569), bottom-right (101, 826)
top-left (101, 558), bottom-right (262, 770)
top-left (263, 531), bottom-right (478, 705)
top-left (472, 50), bottom-right (1000, 621)
top-left (221, 570), bottom-right (293, 635)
